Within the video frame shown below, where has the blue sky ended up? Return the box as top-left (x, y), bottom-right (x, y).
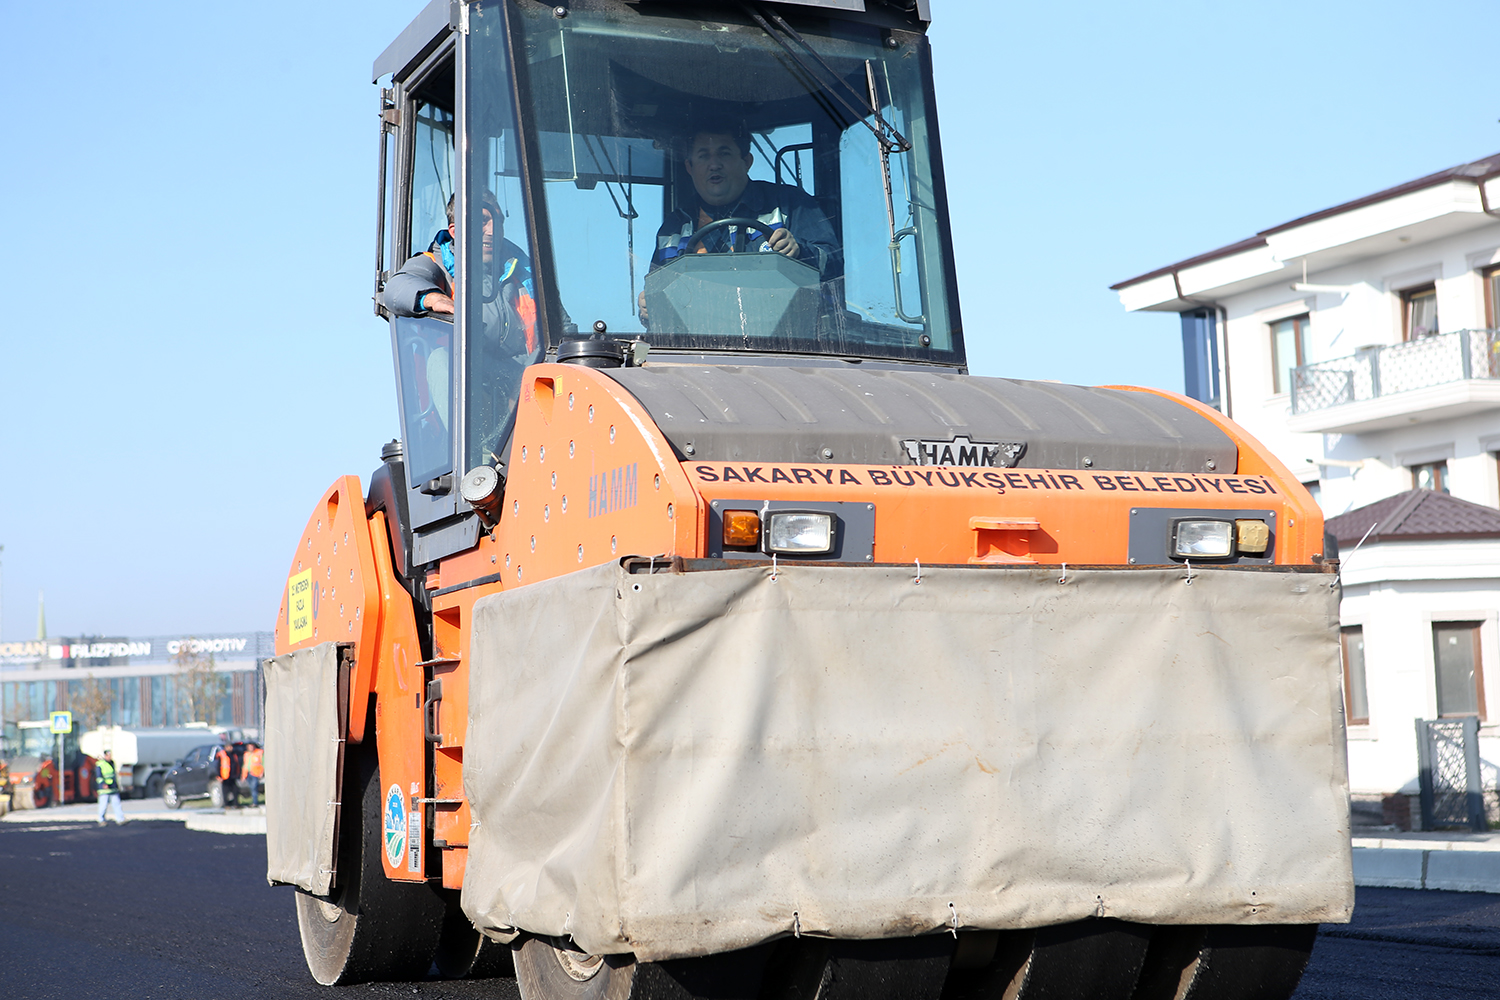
top-left (1, 0), bottom-right (1496, 638)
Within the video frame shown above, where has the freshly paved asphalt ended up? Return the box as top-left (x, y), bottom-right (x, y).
top-left (1293, 887), bottom-right (1500, 999)
top-left (2, 820), bottom-right (1497, 999)
top-left (0, 820), bottom-right (516, 1000)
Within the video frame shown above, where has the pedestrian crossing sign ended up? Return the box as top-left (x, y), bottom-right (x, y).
top-left (50, 711), bottom-right (72, 735)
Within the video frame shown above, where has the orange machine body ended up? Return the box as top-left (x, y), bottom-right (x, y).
top-left (277, 364), bottom-right (1328, 890)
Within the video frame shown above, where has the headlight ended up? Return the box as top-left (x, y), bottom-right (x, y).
top-left (765, 512), bottom-right (835, 555)
top-left (1173, 519), bottom-right (1234, 558)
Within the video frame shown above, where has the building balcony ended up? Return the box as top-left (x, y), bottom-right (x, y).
top-left (1287, 329), bottom-right (1500, 434)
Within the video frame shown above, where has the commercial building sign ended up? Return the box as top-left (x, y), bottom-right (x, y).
top-left (52, 640), bottom-right (151, 661)
top-left (0, 632), bottom-right (273, 669)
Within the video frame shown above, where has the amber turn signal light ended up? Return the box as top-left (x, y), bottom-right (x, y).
top-left (723, 510), bottom-right (761, 548)
top-left (1236, 519), bottom-right (1271, 555)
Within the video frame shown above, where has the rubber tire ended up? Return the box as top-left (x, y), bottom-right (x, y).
top-left (145, 774), bottom-right (164, 800)
top-left (162, 783), bottom-right (181, 809)
top-left (434, 892), bottom-right (516, 979)
top-left (293, 751), bottom-right (445, 985)
top-left (515, 936), bottom-right (639, 1000)
top-left (1128, 924), bottom-right (1318, 1000)
top-left (1182, 925), bottom-right (1317, 1000)
top-left (209, 781), bottom-right (226, 809)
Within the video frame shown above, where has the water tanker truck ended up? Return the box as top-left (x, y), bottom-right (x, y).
top-left (265, 2), bottom-right (1354, 997)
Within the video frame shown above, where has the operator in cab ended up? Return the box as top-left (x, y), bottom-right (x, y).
top-left (641, 122), bottom-right (840, 324)
top-left (385, 190), bottom-right (542, 366)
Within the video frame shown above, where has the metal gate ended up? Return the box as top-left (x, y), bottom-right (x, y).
top-left (1415, 717), bottom-right (1486, 832)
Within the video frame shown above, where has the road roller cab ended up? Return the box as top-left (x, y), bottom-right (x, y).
top-left (266, 2), bottom-right (1353, 997)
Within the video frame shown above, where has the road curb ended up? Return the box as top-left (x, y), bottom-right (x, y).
top-left (1, 802), bottom-right (265, 835)
top-left (184, 813), bottom-right (266, 835)
top-left (1353, 835), bottom-right (1500, 894)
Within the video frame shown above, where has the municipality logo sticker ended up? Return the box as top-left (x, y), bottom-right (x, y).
top-left (383, 784), bottom-right (406, 868)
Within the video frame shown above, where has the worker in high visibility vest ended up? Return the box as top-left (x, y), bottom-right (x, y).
top-left (215, 741), bottom-right (239, 809)
top-left (242, 744), bottom-right (264, 809)
top-left (96, 750), bottom-right (126, 826)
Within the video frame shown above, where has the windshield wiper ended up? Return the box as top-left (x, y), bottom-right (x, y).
top-left (737, 2), bottom-right (911, 155)
top-left (738, 1), bottom-right (923, 325)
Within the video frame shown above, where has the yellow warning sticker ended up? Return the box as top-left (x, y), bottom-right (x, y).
top-left (287, 569), bottom-right (313, 644)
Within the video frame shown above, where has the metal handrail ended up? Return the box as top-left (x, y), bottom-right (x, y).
top-left (1291, 328), bottom-right (1500, 414)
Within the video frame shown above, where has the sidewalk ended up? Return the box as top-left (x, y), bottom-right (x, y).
top-left (0, 796), bottom-right (266, 835)
top-left (1352, 828), bottom-right (1500, 893)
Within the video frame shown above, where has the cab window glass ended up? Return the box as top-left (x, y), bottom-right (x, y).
top-left (467, 4), bottom-right (542, 470)
top-left (391, 316), bottom-right (454, 486)
top-left (494, 3), bottom-right (959, 362)
top-left (409, 101), bottom-right (455, 256)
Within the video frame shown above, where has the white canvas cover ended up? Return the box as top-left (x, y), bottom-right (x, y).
top-left (264, 641), bottom-right (341, 894)
top-left (462, 562), bottom-right (1353, 961)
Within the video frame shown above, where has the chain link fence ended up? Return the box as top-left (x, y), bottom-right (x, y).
top-left (1292, 328), bottom-right (1499, 415)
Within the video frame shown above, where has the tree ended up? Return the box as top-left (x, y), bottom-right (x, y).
top-left (175, 642), bottom-right (227, 724)
top-left (72, 674), bottom-right (116, 730)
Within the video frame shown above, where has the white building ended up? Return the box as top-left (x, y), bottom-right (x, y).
top-left (1112, 152), bottom-right (1500, 828)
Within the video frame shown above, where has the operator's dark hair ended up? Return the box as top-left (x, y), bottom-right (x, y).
top-left (445, 190), bottom-right (505, 227)
top-left (685, 119), bottom-right (752, 160)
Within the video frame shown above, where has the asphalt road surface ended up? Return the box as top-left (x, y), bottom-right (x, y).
top-left (2, 820), bottom-right (1497, 999)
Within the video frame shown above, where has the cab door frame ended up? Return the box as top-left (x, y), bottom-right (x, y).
top-left (383, 25), bottom-right (469, 551)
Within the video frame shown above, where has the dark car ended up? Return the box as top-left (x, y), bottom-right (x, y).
top-left (161, 744), bottom-right (220, 809)
top-left (162, 741), bottom-right (263, 809)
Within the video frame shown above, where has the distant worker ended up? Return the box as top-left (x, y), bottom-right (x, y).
top-left (242, 743), bottom-right (264, 809)
top-left (216, 741), bottom-right (239, 809)
top-left (95, 750), bottom-right (126, 826)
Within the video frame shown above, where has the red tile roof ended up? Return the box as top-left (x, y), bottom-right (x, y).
top-left (1325, 489), bottom-right (1500, 547)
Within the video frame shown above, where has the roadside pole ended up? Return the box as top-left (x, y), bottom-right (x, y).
top-left (50, 711), bottom-right (72, 808)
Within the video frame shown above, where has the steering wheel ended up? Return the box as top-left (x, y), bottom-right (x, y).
top-left (686, 217), bottom-right (775, 253)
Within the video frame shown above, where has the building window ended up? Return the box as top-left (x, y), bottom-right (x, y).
top-left (1484, 266), bottom-right (1500, 331)
top-left (1402, 284), bottom-right (1439, 340)
top-left (1270, 314), bottom-right (1309, 394)
top-left (1342, 626), bottom-right (1369, 725)
top-left (1433, 621), bottom-right (1485, 719)
top-left (1411, 460), bottom-right (1448, 493)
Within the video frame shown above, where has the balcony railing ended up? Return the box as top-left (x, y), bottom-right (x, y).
top-left (1291, 329), bottom-right (1500, 415)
